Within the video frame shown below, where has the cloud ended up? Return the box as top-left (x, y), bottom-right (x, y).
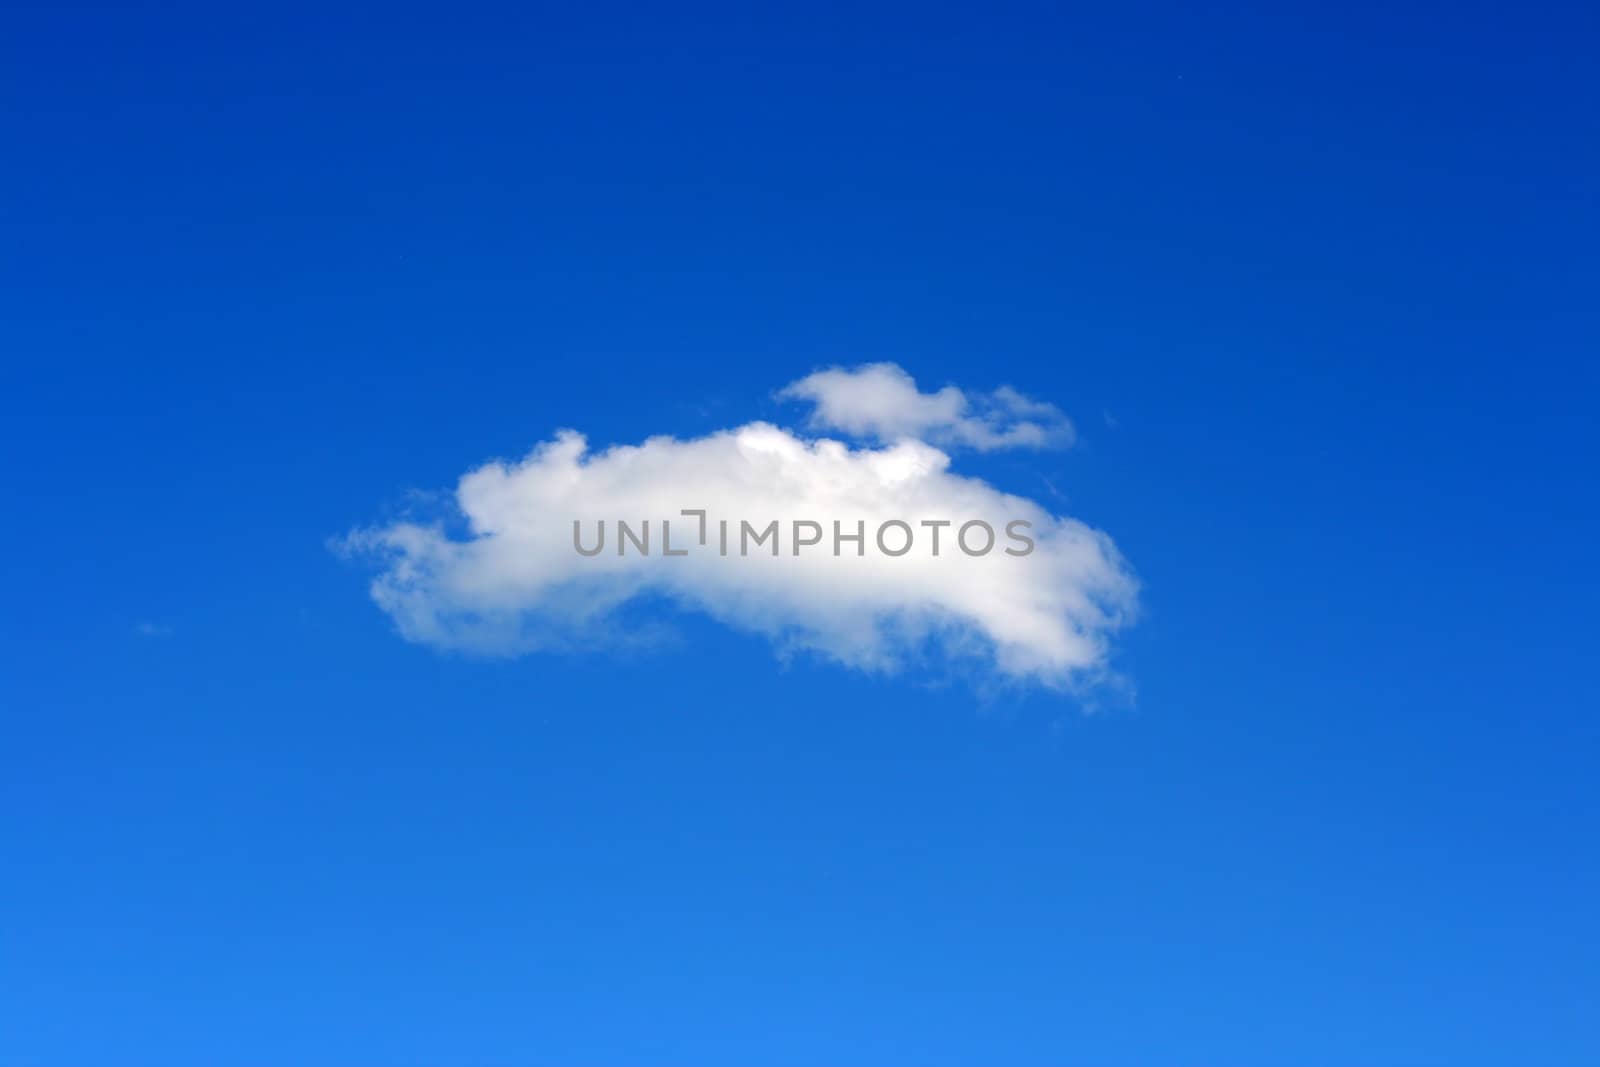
top-left (343, 365), bottom-right (1134, 688)
top-left (777, 362), bottom-right (1075, 450)
top-left (134, 621), bottom-right (173, 638)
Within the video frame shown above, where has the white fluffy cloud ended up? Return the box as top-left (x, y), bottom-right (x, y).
top-left (777, 362), bottom-right (1075, 450)
top-left (345, 365), bottom-right (1134, 688)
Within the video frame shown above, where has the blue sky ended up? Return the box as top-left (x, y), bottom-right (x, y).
top-left (4, 3), bottom-right (1598, 1064)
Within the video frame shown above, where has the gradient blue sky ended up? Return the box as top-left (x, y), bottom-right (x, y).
top-left (4, 3), bottom-right (1598, 1064)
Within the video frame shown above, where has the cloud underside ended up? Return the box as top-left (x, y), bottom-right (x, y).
top-left (347, 366), bottom-right (1135, 688)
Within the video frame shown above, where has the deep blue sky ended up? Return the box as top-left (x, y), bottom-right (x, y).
top-left (4, 3), bottom-right (1598, 1064)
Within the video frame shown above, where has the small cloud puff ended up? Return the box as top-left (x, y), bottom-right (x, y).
top-left (778, 363), bottom-right (1075, 451)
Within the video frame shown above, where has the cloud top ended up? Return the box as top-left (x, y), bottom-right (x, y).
top-left (778, 362), bottom-right (1075, 451)
top-left (345, 365), bottom-right (1134, 689)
